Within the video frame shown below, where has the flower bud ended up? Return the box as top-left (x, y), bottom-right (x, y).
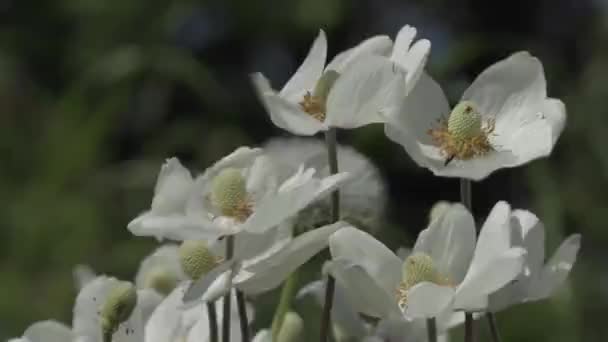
top-left (100, 281), bottom-right (137, 342)
top-left (178, 240), bottom-right (218, 280)
top-left (447, 101), bottom-right (482, 141)
top-left (210, 168), bottom-right (250, 219)
top-left (276, 311), bottom-right (304, 342)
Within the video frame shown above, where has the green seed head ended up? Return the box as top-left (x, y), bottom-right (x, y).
top-left (313, 70), bottom-right (340, 101)
top-left (210, 168), bottom-right (248, 218)
top-left (100, 281), bottom-right (137, 338)
top-left (143, 267), bottom-right (179, 296)
top-left (447, 101), bottom-right (482, 140)
top-left (402, 253), bottom-right (440, 287)
top-left (277, 311), bottom-right (304, 342)
top-left (178, 240), bottom-right (218, 280)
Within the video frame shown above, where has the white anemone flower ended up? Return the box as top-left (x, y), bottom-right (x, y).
top-left (252, 30), bottom-right (408, 135)
top-left (128, 147), bottom-right (350, 240)
top-left (183, 220), bottom-right (347, 302)
top-left (9, 321), bottom-right (83, 342)
top-left (297, 280), bottom-right (450, 342)
top-left (327, 201), bottom-right (526, 320)
top-left (489, 210), bottom-right (581, 311)
top-left (385, 52), bottom-right (566, 180)
top-left (263, 137), bottom-right (387, 231)
top-left (72, 276), bottom-right (163, 342)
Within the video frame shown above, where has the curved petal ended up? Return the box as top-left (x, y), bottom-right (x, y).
top-left (390, 25), bottom-right (417, 63)
top-left (137, 289), bottom-right (163, 324)
top-left (474, 201), bottom-right (512, 263)
top-left (324, 259), bottom-right (399, 319)
top-left (326, 35), bottom-right (393, 73)
top-left (127, 213), bottom-right (222, 241)
top-left (513, 209), bottom-right (545, 275)
top-left (454, 248), bottom-right (526, 310)
top-left (135, 244), bottom-right (184, 292)
top-left (280, 30), bottom-right (328, 102)
top-left (529, 234), bottom-right (581, 300)
top-left (405, 282), bottom-right (454, 319)
top-left (235, 222), bottom-right (345, 294)
top-left (251, 73), bottom-right (324, 135)
top-left (329, 226), bottom-right (402, 296)
top-left (151, 158), bottom-right (193, 215)
top-left (326, 55), bottom-right (407, 129)
top-left (23, 321), bottom-right (73, 342)
top-left (413, 203), bottom-right (476, 284)
top-left (145, 285), bottom-right (187, 342)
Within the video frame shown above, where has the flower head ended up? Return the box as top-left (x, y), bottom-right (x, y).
top-left (385, 52), bottom-right (566, 180)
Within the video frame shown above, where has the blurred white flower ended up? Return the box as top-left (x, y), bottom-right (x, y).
top-left (128, 147), bottom-right (350, 240)
top-left (489, 210), bottom-right (581, 311)
top-left (385, 52), bottom-right (566, 180)
top-left (252, 30), bottom-right (407, 135)
top-left (326, 202), bottom-right (526, 320)
top-left (263, 137), bottom-right (387, 231)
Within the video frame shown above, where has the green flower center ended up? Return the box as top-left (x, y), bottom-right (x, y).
top-left (143, 268), bottom-right (179, 296)
top-left (210, 168), bottom-right (252, 221)
top-left (100, 281), bottom-right (137, 341)
top-left (178, 240), bottom-right (219, 280)
top-left (397, 253), bottom-right (451, 310)
top-left (447, 101), bottom-right (482, 140)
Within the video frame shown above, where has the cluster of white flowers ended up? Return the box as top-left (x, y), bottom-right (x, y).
top-left (12, 24), bottom-right (580, 342)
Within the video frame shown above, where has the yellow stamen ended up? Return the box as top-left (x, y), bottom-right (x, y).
top-left (396, 253), bottom-right (452, 310)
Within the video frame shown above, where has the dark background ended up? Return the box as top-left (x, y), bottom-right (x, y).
top-left (0, 0), bottom-right (603, 340)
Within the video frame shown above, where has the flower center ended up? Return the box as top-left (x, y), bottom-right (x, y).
top-left (396, 253), bottom-right (452, 310)
top-left (143, 267), bottom-right (179, 296)
top-left (210, 168), bottom-right (252, 222)
top-left (178, 240), bottom-right (221, 281)
top-left (100, 281), bottom-right (137, 341)
top-left (427, 101), bottom-right (495, 164)
top-left (298, 70), bottom-right (339, 122)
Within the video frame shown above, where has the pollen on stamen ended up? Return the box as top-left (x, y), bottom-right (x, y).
top-left (298, 70), bottom-right (339, 123)
top-left (427, 101), bottom-right (495, 164)
top-left (299, 92), bottom-right (326, 122)
top-left (396, 253), bottom-right (452, 311)
top-left (210, 168), bottom-right (253, 222)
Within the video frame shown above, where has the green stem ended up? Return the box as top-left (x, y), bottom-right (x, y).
top-left (207, 302), bottom-right (218, 342)
top-left (465, 313), bottom-right (475, 342)
top-left (236, 290), bottom-right (250, 342)
top-left (320, 128), bottom-right (340, 342)
top-left (222, 236), bottom-right (235, 342)
top-left (426, 318), bottom-right (437, 342)
top-left (271, 271), bottom-right (300, 339)
top-left (487, 313), bottom-right (503, 342)
top-left (460, 179), bottom-right (475, 342)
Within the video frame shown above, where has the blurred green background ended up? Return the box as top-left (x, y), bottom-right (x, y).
top-left (0, 0), bottom-right (603, 340)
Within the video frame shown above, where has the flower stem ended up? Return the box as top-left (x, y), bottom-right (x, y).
top-left (236, 290), bottom-right (250, 342)
top-left (426, 318), bottom-right (437, 342)
top-left (207, 302), bottom-right (218, 342)
top-left (465, 312), bottom-right (475, 342)
top-left (271, 271), bottom-right (299, 339)
top-left (460, 179), bottom-right (475, 342)
top-left (320, 128), bottom-right (340, 342)
top-left (222, 236), bottom-right (235, 342)
top-left (486, 313), bottom-right (502, 342)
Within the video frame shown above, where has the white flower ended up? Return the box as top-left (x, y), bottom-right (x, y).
top-left (385, 52), bottom-right (566, 180)
top-left (184, 221), bottom-right (347, 302)
top-left (128, 147), bottom-right (350, 240)
top-left (388, 25), bottom-right (431, 94)
top-left (489, 210), bottom-right (581, 311)
top-left (263, 137), bottom-right (387, 231)
top-left (72, 276), bottom-right (160, 342)
top-left (9, 321), bottom-right (80, 342)
top-left (252, 30), bottom-right (408, 135)
top-left (326, 202), bottom-right (526, 320)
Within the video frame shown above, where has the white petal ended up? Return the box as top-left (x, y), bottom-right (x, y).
top-left (241, 172), bottom-right (350, 234)
top-left (454, 248), bottom-right (526, 310)
top-left (135, 244), bottom-right (184, 291)
top-left (529, 234), bottom-right (581, 300)
top-left (326, 35), bottom-right (393, 73)
top-left (390, 25), bottom-right (417, 63)
top-left (324, 259), bottom-right (399, 319)
top-left (413, 203), bottom-right (476, 284)
top-left (513, 209), bottom-right (545, 275)
top-left (251, 73), bottom-right (324, 135)
top-left (138, 289), bottom-right (164, 324)
top-left (127, 213), bottom-right (222, 241)
top-left (405, 282), bottom-right (455, 319)
top-left (390, 25), bottom-right (430, 91)
top-left (73, 276), bottom-right (113, 340)
top-left (183, 262), bottom-right (235, 303)
top-left (235, 222), bottom-right (345, 294)
top-left (145, 285), bottom-right (187, 342)
top-left (23, 321), bottom-right (73, 342)
top-left (245, 155), bottom-right (279, 202)
top-left (326, 55), bottom-right (407, 129)
top-left (473, 201), bottom-right (512, 263)
top-left (280, 29), bottom-right (327, 102)
top-left (73, 264), bottom-right (97, 290)
top-left (329, 226), bottom-right (402, 296)
top-left (151, 158), bottom-right (193, 215)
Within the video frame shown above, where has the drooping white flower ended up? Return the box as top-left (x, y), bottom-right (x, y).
top-left (263, 137), bottom-right (387, 231)
top-left (326, 202), bottom-right (526, 321)
top-left (385, 52), bottom-right (566, 180)
top-left (252, 30), bottom-right (408, 135)
top-left (128, 147), bottom-right (350, 240)
top-left (489, 210), bottom-right (581, 311)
